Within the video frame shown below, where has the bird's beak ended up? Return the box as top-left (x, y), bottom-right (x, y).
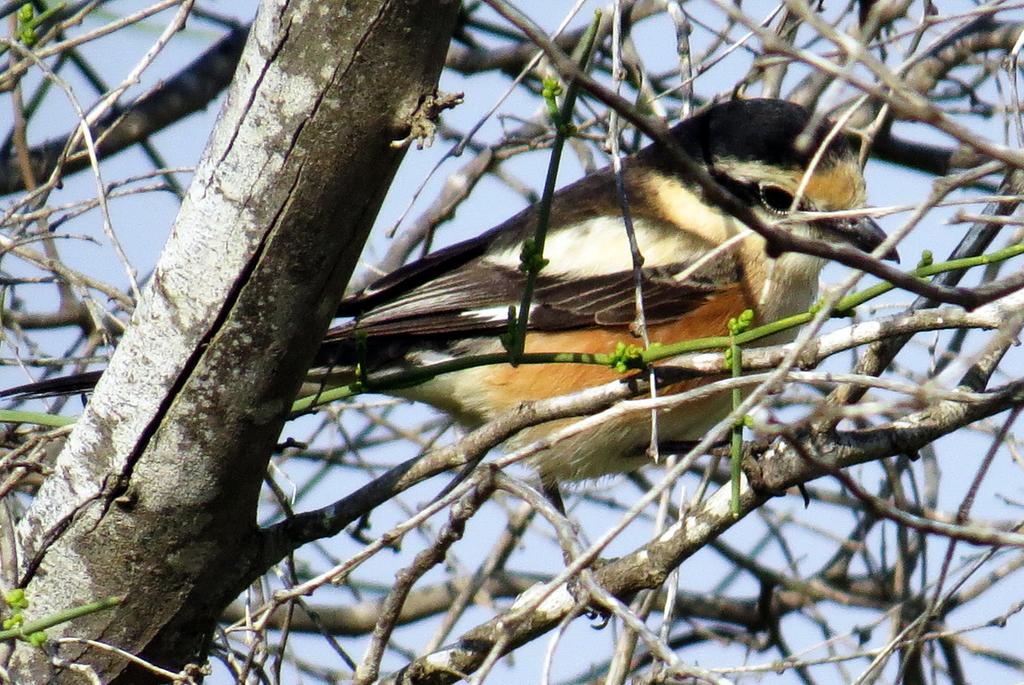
top-left (820, 214), bottom-right (900, 263)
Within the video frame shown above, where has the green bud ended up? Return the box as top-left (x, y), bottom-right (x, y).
top-left (541, 77), bottom-right (563, 98)
top-left (499, 305), bottom-right (518, 354)
top-left (608, 341), bottom-right (644, 373)
top-left (728, 310), bottom-right (754, 335)
top-left (4, 589), bottom-right (27, 610)
top-left (518, 238), bottom-right (548, 273)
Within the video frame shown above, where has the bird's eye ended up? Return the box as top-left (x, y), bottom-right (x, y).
top-left (759, 184), bottom-right (795, 214)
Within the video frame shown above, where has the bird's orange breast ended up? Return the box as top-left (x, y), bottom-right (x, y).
top-left (479, 285), bottom-right (749, 412)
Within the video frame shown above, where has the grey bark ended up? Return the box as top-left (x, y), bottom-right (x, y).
top-left (8, 0), bottom-right (459, 682)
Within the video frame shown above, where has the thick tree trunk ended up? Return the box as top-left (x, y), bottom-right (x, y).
top-left (8, 1), bottom-right (460, 682)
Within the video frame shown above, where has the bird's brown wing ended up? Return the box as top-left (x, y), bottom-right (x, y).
top-left (319, 252), bottom-right (741, 367)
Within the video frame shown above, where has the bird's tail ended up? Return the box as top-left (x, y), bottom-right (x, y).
top-left (296, 366), bottom-right (359, 400)
top-left (0, 370), bottom-right (103, 400)
top-left (0, 322), bottom-right (368, 404)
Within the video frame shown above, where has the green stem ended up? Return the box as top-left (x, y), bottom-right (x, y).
top-left (644, 238), bottom-right (1024, 364)
top-left (0, 410), bottom-right (74, 428)
top-left (8, 244), bottom-right (1024, 424)
top-left (730, 334), bottom-right (743, 518)
top-left (0, 596), bottom-right (120, 643)
top-left (508, 10), bottom-right (602, 364)
top-left (296, 242), bottom-right (1024, 411)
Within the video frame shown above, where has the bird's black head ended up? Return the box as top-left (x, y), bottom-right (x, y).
top-left (649, 98), bottom-right (891, 258)
top-left (694, 98), bottom-right (856, 170)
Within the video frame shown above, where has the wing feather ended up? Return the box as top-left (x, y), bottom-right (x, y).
top-left (325, 256), bottom-right (740, 346)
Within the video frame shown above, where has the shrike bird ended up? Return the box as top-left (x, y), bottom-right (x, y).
top-left (3, 99), bottom-right (888, 489)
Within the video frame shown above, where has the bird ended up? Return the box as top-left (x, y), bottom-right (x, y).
top-left (3, 98), bottom-right (889, 492)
